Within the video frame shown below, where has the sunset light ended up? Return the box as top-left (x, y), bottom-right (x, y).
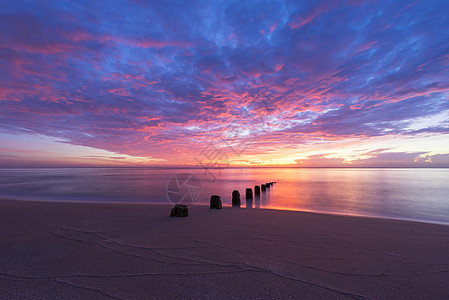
top-left (1, 0), bottom-right (448, 167)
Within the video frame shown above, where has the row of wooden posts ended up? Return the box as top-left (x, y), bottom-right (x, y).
top-left (210, 181), bottom-right (276, 209)
top-left (171, 182), bottom-right (276, 216)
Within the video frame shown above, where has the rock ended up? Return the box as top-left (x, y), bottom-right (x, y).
top-left (170, 204), bottom-right (189, 217)
top-left (246, 188), bottom-right (253, 200)
top-left (254, 185), bottom-right (260, 195)
top-left (261, 184), bottom-right (266, 191)
top-left (232, 190), bottom-right (241, 207)
top-left (210, 195), bottom-right (222, 209)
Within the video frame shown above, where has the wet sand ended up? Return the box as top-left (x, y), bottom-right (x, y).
top-left (1, 199), bottom-right (448, 299)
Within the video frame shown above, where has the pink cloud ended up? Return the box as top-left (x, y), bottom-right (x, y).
top-left (289, 3), bottom-right (332, 30)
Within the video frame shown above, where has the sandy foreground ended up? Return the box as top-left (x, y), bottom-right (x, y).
top-left (0, 199), bottom-right (448, 299)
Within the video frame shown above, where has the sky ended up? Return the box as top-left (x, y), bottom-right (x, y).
top-left (1, 0), bottom-right (449, 167)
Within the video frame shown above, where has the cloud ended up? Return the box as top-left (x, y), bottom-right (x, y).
top-left (83, 155), bottom-right (127, 160)
top-left (296, 149), bottom-right (449, 168)
top-left (1, 0), bottom-right (449, 166)
top-left (295, 154), bottom-right (345, 167)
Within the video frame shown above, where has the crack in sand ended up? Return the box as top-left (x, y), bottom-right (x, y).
top-left (324, 234), bottom-right (449, 266)
top-left (324, 234), bottom-right (411, 260)
top-left (188, 236), bottom-right (449, 280)
top-left (50, 230), bottom-right (215, 267)
top-left (188, 236), bottom-right (385, 277)
top-left (184, 237), bottom-right (372, 299)
top-left (97, 237), bottom-right (259, 271)
top-left (50, 228), bottom-right (261, 272)
top-left (266, 270), bottom-right (370, 300)
top-left (0, 272), bottom-right (122, 300)
top-left (0, 269), bottom-right (367, 299)
top-left (44, 227), bottom-right (448, 299)
top-left (0, 269), bottom-right (261, 280)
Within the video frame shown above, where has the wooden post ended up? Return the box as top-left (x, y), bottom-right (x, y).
top-left (246, 188), bottom-right (253, 200)
top-left (210, 195), bottom-right (222, 209)
top-left (170, 204), bottom-right (189, 217)
top-left (255, 185), bottom-right (260, 196)
top-left (232, 190), bottom-right (241, 207)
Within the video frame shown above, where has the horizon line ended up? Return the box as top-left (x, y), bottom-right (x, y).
top-left (1, 166), bottom-right (449, 169)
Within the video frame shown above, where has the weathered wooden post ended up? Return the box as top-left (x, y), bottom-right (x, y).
top-left (210, 195), bottom-right (222, 209)
top-left (245, 188), bottom-right (253, 208)
top-left (261, 184), bottom-right (266, 192)
top-left (170, 204), bottom-right (189, 217)
top-left (232, 190), bottom-right (241, 207)
top-left (246, 188), bottom-right (253, 200)
top-left (255, 185), bottom-right (260, 196)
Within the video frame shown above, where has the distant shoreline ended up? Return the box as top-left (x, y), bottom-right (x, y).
top-left (1, 166), bottom-right (449, 169)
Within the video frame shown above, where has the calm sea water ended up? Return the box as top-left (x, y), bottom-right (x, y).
top-left (0, 168), bottom-right (448, 224)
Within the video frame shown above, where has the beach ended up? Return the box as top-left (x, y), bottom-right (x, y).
top-left (1, 199), bottom-right (448, 299)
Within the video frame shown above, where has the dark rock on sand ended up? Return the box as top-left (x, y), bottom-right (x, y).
top-left (170, 204), bottom-right (189, 217)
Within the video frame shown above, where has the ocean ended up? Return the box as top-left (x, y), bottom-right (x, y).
top-left (0, 167), bottom-right (448, 225)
